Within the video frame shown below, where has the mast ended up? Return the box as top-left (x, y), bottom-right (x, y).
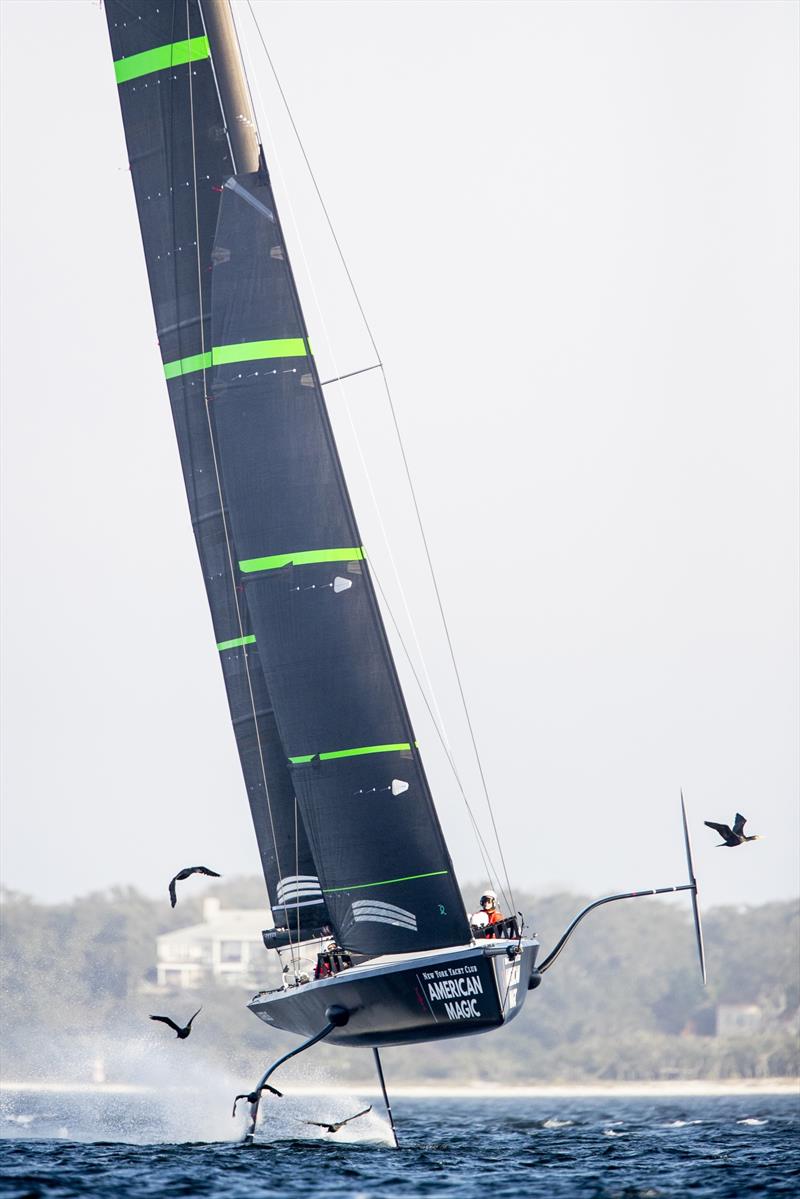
top-left (105, 0), bottom-right (471, 956)
top-left (199, 1), bottom-right (259, 173)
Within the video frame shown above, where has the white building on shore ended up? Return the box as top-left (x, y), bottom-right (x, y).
top-left (715, 1003), bottom-right (763, 1037)
top-left (156, 897), bottom-right (279, 990)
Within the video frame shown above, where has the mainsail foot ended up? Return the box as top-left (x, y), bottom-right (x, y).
top-left (242, 1006), bottom-right (349, 1144)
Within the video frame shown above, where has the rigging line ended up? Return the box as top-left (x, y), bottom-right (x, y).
top-left (192, 1), bottom-right (296, 971)
top-left (239, 3), bottom-right (457, 777)
top-left (372, 562), bottom-right (504, 906)
top-left (320, 363), bottom-right (382, 387)
top-left (369, 562), bottom-right (504, 906)
top-left (243, 0), bottom-right (516, 917)
top-left (293, 796), bottom-right (301, 962)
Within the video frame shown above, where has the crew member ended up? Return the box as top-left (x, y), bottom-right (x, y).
top-left (480, 890), bottom-right (504, 926)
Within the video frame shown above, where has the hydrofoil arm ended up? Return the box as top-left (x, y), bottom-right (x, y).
top-left (533, 794), bottom-right (707, 983)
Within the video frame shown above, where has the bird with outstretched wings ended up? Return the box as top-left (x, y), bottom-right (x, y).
top-left (168, 866), bottom-right (221, 907)
top-left (149, 1008), bottom-right (202, 1039)
top-left (303, 1106), bottom-right (372, 1134)
top-left (703, 813), bottom-right (761, 847)
top-left (231, 1084), bottom-right (283, 1118)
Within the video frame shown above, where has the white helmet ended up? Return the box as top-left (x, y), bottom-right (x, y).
top-left (480, 891), bottom-right (497, 905)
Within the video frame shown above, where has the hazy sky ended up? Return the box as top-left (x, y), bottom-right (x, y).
top-left (1, 0), bottom-right (797, 914)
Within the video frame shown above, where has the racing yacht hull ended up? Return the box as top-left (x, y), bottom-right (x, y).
top-left (248, 937), bottom-right (539, 1047)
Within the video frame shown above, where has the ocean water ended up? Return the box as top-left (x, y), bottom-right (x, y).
top-left (1, 1092), bottom-right (798, 1198)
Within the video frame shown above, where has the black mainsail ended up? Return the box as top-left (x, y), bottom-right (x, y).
top-left (106, 0), bottom-right (470, 955)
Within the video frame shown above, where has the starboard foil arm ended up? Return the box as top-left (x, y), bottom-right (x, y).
top-left (241, 1005), bottom-right (349, 1143)
top-left (535, 794), bottom-right (707, 983)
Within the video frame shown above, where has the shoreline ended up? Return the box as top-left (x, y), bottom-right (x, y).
top-left (3, 1079), bottom-right (798, 1098)
top-left (384, 1079), bottom-right (800, 1098)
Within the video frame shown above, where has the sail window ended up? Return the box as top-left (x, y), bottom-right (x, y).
top-left (223, 177), bottom-right (275, 222)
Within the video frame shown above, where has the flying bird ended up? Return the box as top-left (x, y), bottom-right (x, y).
top-left (303, 1106), bottom-right (372, 1134)
top-left (231, 1083), bottom-right (283, 1117)
top-left (168, 866), bottom-right (220, 907)
top-left (704, 813), bottom-right (763, 847)
top-left (149, 1008), bottom-right (202, 1039)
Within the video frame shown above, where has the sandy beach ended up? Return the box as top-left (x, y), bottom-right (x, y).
top-left (3, 1079), bottom-right (797, 1098)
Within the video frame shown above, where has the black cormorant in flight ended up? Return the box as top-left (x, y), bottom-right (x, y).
top-left (303, 1106), bottom-right (372, 1134)
top-left (704, 813), bottom-right (762, 847)
top-left (232, 1084), bottom-right (283, 1117)
top-left (168, 866), bottom-right (221, 907)
top-left (149, 1007), bottom-right (202, 1038)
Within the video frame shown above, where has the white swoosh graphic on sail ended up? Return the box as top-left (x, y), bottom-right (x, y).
top-left (351, 899), bottom-right (417, 931)
top-left (276, 875), bottom-right (325, 907)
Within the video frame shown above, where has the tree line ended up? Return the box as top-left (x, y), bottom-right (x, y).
top-left (1, 881), bottom-right (797, 1084)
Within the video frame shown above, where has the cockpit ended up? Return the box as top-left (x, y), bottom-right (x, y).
top-left (470, 914), bottom-right (520, 940)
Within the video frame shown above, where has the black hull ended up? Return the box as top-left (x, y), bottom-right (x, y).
top-left (248, 939), bottom-right (538, 1047)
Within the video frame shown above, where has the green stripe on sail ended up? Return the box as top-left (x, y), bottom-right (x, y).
top-left (323, 870), bottom-right (449, 894)
top-left (212, 338), bottom-right (307, 365)
top-left (162, 338), bottom-right (308, 380)
top-left (289, 741), bottom-right (411, 765)
top-left (114, 36), bottom-right (210, 85)
top-left (239, 547), bottom-right (364, 574)
top-left (164, 351), bottom-right (211, 380)
top-left (216, 634), bottom-right (256, 651)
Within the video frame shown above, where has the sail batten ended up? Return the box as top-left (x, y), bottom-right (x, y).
top-left (216, 634), bottom-right (256, 651)
top-left (325, 871), bottom-right (450, 894)
top-left (163, 337), bottom-right (309, 379)
top-left (113, 36), bottom-right (211, 85)
top-left (106, 0), bottom-right (470, 956)
top-left (239, 548), bottom-right (363, 574)
top-left (289, 743), bottom-right (412, 765)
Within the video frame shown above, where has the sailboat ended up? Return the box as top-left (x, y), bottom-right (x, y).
top-left (104, 0), bottom-right (704, 1138)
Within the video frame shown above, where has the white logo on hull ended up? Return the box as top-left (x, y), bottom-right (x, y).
top-left (426, 974), bottom-right (484, 1001)
top-left (419, 963), bottom-right (488, 1022)
top-left (445, 998), bottom-right (481, 1020)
